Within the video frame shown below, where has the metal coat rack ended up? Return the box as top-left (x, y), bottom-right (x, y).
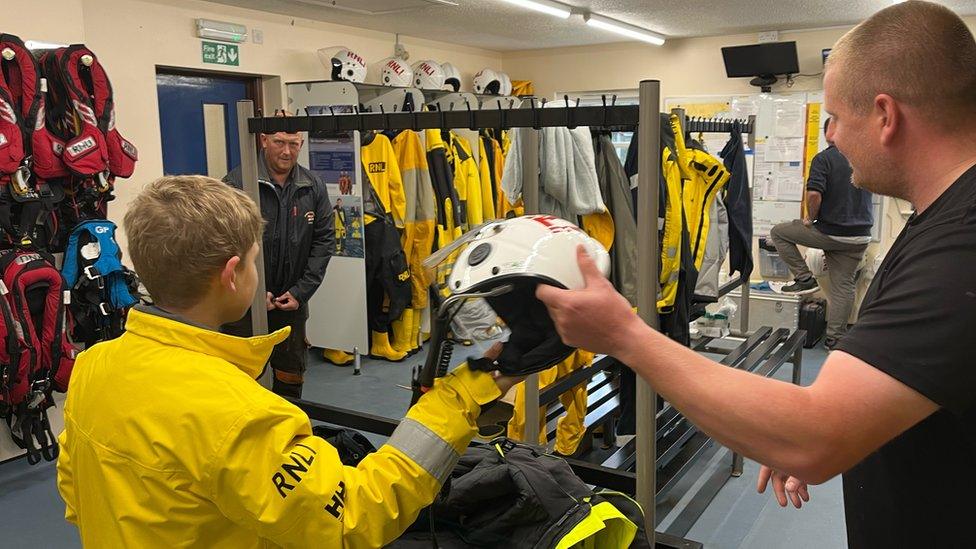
top-left (235, 80), bottom-right (775, 547)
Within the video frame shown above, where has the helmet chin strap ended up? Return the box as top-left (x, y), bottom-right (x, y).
top-left (410, 284), bottom-right (514, 407)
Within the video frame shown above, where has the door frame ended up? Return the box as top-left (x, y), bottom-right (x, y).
top-left (155, 66), bottom-right (264, 111)
top-left (155, 66), bottom-right (265, 165)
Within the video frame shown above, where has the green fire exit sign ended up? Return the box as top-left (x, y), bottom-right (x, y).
top-left (202, 41), bottom-right (239, 66)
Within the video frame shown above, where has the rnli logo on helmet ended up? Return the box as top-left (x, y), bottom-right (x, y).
top-left (419, 63), bottom-right (435, 76)
top-left (386, 60), bottom-right (405, 75)
top-left (528, 214), bottom-right (582, 234)
top-left (66, 136), bottom-right (97, 160)
top-left (305, 211), bottom-right (315, 225)
top-left (345, 52), bottom-right (365, 66)
top-left (0, 98), bottom-right (15, 124)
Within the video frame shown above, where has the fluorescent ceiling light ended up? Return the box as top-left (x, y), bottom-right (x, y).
top-left (585, 13), bottom-right (666, 46)
top-left (498, 0), bottom-right (571, 19)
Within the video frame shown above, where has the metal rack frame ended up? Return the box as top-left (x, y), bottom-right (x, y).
top-left (235, 79), bottom-right (761, 546)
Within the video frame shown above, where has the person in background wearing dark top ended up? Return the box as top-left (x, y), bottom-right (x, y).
top-left (534, 2), bottom-right (976, 547)
top-left (223, 121), bottom-right (334, 398)
top-left (770, 118), bottom-right (874, 348)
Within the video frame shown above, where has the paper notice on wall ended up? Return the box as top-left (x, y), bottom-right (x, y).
top-left (765, 137), bottom-right (804, 162)
top-left (752, 143), bottom-right (777, 200)
top-left (774, 162), bottom-right (805, 201)
top-left (671, 101), bottom-right (732, 119)
top-left (774, 102), bottom-right (805, 137)
top-left (731, 96), bottom-right (760, 120)
top-left (754, 200), bottom-right (802, 236)
top-left (702, 134), bottom-right (730, 157)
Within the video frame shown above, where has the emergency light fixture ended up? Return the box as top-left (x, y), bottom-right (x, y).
top-left (584, 13), bottom-right (666, 46)
top-left (196, 19), bottom-right (248, 43)
top-left (498, 0), bottom-right (571, 19)
top-left (24, 40), bottom-right (69, 51)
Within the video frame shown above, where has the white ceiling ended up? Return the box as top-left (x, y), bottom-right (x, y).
top-left (205, 0), bottom-right (976, 51)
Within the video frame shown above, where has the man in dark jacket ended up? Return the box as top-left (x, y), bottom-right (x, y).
top-left (770, 119), bottom-right (874, 348)
top-left (223, 128), bottom-right (334, 397)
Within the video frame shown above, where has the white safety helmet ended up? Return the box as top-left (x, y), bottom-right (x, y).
top-left (473, 68), bottom-right (502, 95)
top-left (317, 47), bottom-right (367, 83)
top-left (441, 62), bottom-right (462, 92)
top-left (379, 57), bottom-right (413, 87)
top-left (412, 60), bottom-right (446, 90)
top-left (424, 215), bottom-right (610, 376)
top-left (497, 72), bottom-right (513, 97)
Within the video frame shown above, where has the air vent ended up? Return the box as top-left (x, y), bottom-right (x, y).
top-left (291, 0), bottom-right (457, 16)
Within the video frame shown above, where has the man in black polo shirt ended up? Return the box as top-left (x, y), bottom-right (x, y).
top-left (770, 120), bottom-right (874, 348)
top-left (533, 2), bottom-right (976, 546)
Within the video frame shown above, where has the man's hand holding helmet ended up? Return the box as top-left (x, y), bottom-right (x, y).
top-left (536, 246), bottom-right (642, 358)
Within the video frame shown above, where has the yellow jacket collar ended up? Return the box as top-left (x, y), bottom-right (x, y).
top-left (125, 308), bottom-right (291, 379)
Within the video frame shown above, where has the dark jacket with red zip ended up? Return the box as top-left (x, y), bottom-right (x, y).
top-left (224, 156), bottom-right (334, 305)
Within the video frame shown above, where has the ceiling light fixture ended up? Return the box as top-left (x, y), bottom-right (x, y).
top-left (584, 13), bottom-right (666, 46)
top-left (497, 0), bottom-right (571, 19)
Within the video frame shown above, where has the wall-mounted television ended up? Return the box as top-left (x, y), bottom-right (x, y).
top-left (722, 41), bottom-right (799, 78)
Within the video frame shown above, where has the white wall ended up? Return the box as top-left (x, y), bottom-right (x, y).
top-left (6, 0), bottom-right (504, 253)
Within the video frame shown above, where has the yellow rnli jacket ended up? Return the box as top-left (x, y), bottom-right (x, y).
top-left (445, 131), bottom-right (485, 230)
top-left (361, 133), bottom-right (407, 228)
top-left (391, 130), bottom-right (436, 309)
top-left (57, 307), bottom-right (501, 548)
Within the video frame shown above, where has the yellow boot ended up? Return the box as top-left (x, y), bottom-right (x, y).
top-left (390, 310), bottom-right (412, 354)
top-left (322, 348), bottom-right (354, 366)
top-left (419, 307), bottom-right (431, 343)
top-left (370, 330), bottom-right (407, 362)
top-left (409, 308), bottom-right (422, 353)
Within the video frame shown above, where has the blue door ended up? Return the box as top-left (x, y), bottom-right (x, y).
top-left (156, 72), bottom-right (250, 177)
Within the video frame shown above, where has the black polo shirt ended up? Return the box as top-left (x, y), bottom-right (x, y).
top-left (836, 164), bottom-right (976, 547)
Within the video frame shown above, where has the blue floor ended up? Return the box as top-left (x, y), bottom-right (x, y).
top-left (0, 342), bottom-right (845, 548)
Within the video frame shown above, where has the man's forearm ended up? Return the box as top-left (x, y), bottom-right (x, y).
top-left (616, 321), bottom-right (834, 482)
top-left (805, 191), bottom-right (822, 221)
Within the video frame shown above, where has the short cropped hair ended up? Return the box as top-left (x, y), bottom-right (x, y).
top-left (828, 1), bottom-right (976, 129)
top-left (124, 176), bottom-right (263, 309)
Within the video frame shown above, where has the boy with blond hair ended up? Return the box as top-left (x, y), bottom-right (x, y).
top-left (57, 175), bottom-right (519, 547)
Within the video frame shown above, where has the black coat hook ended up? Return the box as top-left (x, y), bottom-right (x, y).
top-left (439, 104), bottom-right (449, 130)
top-left (530, 97), bottom-right (541, 130)
top-left (563, 94), bottom-right (577, 130)
top-left (465, 100), bottom-right (476, 131)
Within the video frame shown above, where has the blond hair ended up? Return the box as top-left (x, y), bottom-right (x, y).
top-left (124, 176), bottom-right (263, 309)
top-left (827, 1), bottom-right (976, 129)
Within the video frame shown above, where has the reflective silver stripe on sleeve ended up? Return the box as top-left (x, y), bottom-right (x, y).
top-left (386, 417), bottom-right (461, 485)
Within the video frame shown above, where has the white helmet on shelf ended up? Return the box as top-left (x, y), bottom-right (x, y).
top-left (423, 215), bottom-right (610, 376)
top-left (317, 47), bottom-right (367, 83)
top-left (379, 57), bottom-right (414, 87)
top-left (441, 62), bottom-right (462, 92)
top-left (498, 72), bottom-right (513, 96)
top-left (473, 68), bottom-right (502, 95)
top-left (412, 59), bottom-right (446, 90)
